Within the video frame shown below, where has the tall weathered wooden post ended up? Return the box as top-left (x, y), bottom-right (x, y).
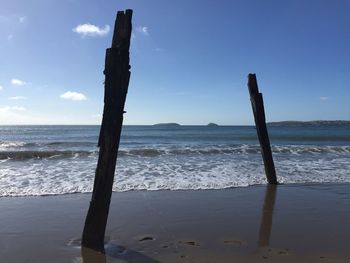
top-left (82, 9), bottom-right (133, 252)
top-left (248, 74), bottom-right (278, 184)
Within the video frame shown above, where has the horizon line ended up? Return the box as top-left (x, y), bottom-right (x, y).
top-left (1, 120), bottom-right (349, 126)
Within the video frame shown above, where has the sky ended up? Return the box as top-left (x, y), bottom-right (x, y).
top-left (0, 0), bottom-right (349, 125)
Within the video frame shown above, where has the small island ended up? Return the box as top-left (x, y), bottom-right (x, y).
top-left (153, 123), bottom-right (181, 127)
top-left (207, 123), bottom-right (219, 127)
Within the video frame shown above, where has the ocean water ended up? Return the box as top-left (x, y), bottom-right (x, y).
top-left (0, 124), bottom-right (350, 197)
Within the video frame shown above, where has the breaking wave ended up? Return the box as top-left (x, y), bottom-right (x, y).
top-left (1, 145), bottom-right (350, 161)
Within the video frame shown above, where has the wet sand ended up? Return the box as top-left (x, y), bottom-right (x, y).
top-left (1, 183), bottom-right (350, 262)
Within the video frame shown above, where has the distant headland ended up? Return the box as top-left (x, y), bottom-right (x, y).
top-left (268, 120), bottom-right (350, 126)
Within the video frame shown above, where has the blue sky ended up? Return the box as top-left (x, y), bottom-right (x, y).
top-left (0, 0), bottom-right (349, 125)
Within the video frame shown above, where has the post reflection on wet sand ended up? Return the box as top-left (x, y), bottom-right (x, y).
top-left (80, 185), bottom-right (278, 262)
top-left (81, 246), bottom-right (106, 263)
top-left (81, 243), bottom-right (161, 263)
top-left (258, 184), bottom-right (277, 248)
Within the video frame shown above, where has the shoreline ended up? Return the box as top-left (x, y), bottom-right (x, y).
top-left (1, 181), bottom-right (350, 198)
top-left (1, 183), bottom-right (350, 262)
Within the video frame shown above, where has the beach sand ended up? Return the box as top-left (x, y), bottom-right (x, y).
top-left (1, 183), bottom-right (350, 262)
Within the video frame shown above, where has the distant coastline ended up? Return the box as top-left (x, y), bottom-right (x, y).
top-left (153, 123), bottom-right (220, 127)
top-left (153, 123), bottom-right (181, 127)
top-left (268, 120), bottom-right (350, 126)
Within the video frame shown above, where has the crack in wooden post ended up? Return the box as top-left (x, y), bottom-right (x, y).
top-left (248, 73), bottom-right (278, 185)
top-left (81, 9), bottom-right (133, 253)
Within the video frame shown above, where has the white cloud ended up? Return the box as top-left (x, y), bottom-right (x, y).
top-left (60, 91), bottom-right (87, 101)
top-left (73, 24), bottom-right (110, 37)
top-left (0, 106), bottom-right (26, 112)
top-left (0, 85), bottom-right (3, 91)
top-left (7, 34), bottom-right (13, 40)
top-left (136, 26), bottom-right (149, 36)
top-left (10, 106), bottom-right (26, 111)
top-left (11, 78), bottom-right (26, 86)
top-left (8, 96), bottom-right (27, 100)
top-left (19, 16), bottom-right (27, 23)
top-left (320, 97), bottom-right (328, 101)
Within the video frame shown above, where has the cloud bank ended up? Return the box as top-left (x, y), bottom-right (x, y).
top-left (0, 105), bottom-right (31, 124)
top-left (0, 106), bottom-right (26, 112)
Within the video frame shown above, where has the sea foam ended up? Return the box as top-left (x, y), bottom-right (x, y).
top-left (1, 148), bottom-right (350, 197)
top-left (1, 125), bottom-right (350, 197)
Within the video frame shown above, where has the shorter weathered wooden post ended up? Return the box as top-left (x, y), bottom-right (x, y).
top-left (81, 9), bottom-right (133, 252)
top-left (248, 73), bottom-right (278, 184)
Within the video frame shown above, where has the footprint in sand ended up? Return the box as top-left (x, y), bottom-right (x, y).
top-left (223, 239), bottom-right (246, 246)
top-left (161, 243), bottom-right (173, 249)
top-left (319, 255), bottom-right (339, 262)
top-left (178, 240), bottom-right (200, 247)
top-left (266, 248), bottom-right (290, 256)
top-left (139, 236), bottom-right (155, 242)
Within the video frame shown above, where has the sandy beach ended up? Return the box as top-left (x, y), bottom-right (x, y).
top-left (1, 183), bottom-right (350, 263)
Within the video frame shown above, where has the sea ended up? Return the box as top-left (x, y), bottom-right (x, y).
top-left (1, 124), bottom-right (350, 197)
